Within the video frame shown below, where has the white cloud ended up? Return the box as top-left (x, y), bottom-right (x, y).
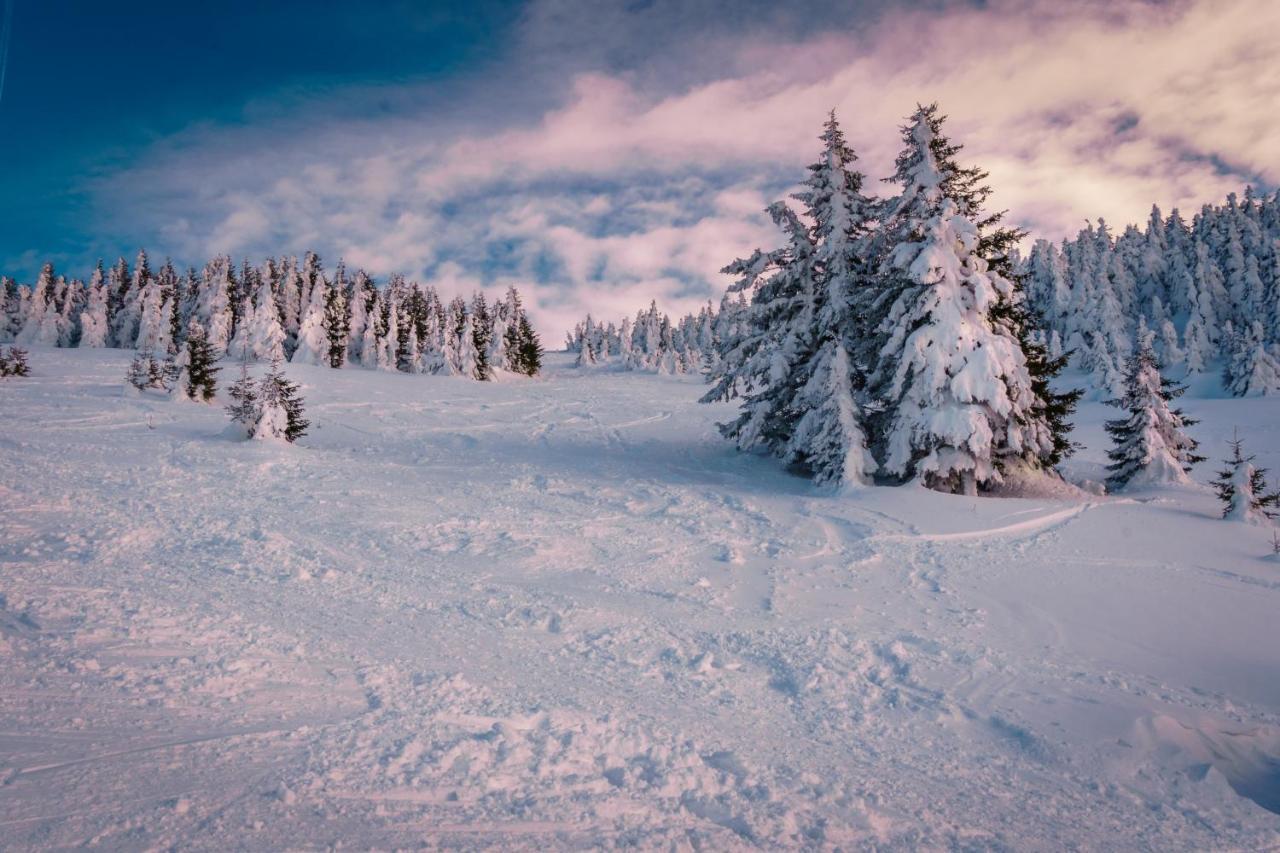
top-left (88, 0), bottom-right (1279, 339)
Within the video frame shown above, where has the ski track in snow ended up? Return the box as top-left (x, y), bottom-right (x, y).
top-left (1, 348), bottom-right (1279, 849)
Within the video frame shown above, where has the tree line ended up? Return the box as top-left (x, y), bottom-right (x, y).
top-left (0, 255), bottom-right (543, 379)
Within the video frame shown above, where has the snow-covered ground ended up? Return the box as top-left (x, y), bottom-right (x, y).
top-left (2, 347), bottom-right (1279, 849)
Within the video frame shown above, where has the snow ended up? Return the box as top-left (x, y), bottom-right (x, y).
top-left (2, 347), bottom-right (1280, 848)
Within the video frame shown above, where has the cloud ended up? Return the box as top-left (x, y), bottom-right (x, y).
top-left (84, 0), bottom-right (1279, 339)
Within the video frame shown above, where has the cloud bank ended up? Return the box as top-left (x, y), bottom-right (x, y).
top-left (85, 0), bottom-right (1280, 338)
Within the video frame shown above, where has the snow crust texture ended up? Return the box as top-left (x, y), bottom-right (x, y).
top-left (2, 349), bottom-right (1279, 849)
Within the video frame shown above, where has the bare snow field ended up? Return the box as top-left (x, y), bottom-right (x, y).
top-left (2, 347), bottom-right (1280, 850)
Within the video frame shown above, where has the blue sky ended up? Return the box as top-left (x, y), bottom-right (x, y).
top-left (1, 0), bottom-right (1275, 335)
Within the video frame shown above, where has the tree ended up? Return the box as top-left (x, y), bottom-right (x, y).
top-left (224, 357), bottom-right (259, 436)
top-left (514, 314), bottom-right (543, 376)
top-left (1104, 343), bottom-right (1203, 492)
top-left (470, 293), bottom-right (493, 380)
top-left (78, 263), bottom-right (110, 348)
top-left (325, 262), bottom-right (350, 368)
top-left (1211, 430), bottom-right (1280, 523)
top-left (779, 111), bottom-right (879, 487)
top-left (243, 272), bottom-right (286, 363)
top-left (869, 107), bottom-right (1045, 494)
top-left (197, 257), bottom-right (234, 355)
top-left (125, 350), bottom-right (178, 393)
top-left (0, 346), bottom-right (30, 377)
top-left (1224, 321), bottom-right (1280, 397)
top-left (182, 321), bottom-right (221, 402)
top-left (230, 357), bottom-right (309, 442)
top-left (16, 264), bottom-right (62, 347)
top-left (291, 287), bottom-right (329, 366)
top-left (255, 357), bottom-right (309, 442)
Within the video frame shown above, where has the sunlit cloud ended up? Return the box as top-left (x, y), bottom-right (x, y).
top-left (84, 0), bottom-right (1279, 338)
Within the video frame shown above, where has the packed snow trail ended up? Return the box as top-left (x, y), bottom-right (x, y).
top-left (2, 349), bottom-right (1279, 848)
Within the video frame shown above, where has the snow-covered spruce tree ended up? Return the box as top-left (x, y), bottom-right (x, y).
top-left (224, 357), bottom-right (258, 437)
top-left (133, 271), bottom-right (172, 354)
top-left (1224, 321), bottom-right (1280, 396)
top-left (239, 272), bottom-right (286, 363)
top-left (254, 357), bottom-right (309, 443)
top-left (346, 269), bottom-right (375, 366)
top-left (1104, 342), bottom-right (1203, 492)
top-left (78, 263), bottom-right (110, 348)
top-left (1211, 431), bottom-right (1280, 523)
top-left (0, 346), bottom-right (30, 377)
top-left (471, 293), bottom-right (493, 380)
top-left (779, 112), bottom-right (878, 487)
top-left (867, 105), bottom-right (1048, 494)
top-left (291, 282), bottom-right (330, 366)
top-left (325, 262), bottom-right (350, 368)
top-left (197, 257), bottom-right (234, 356)
top-left (182, 321), bottom-right (221, 403)
top-left (514, 313), bottom-right (543, 376)
top-left (701, 200), bottom-right (817, 459)
top-left (125, 350), bottom-right (178, 393)
top-left (17, 263), bottom-right (62, 347)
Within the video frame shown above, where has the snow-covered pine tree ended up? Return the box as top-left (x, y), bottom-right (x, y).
top-left (378, 291), bottom-right (400, 371)
top-left (114, 253), bottom-right (152, 349)
top-left (197, 257), bottom-right (234, 356)
top-left (1211, 431), bottom-right (1279, 523)
top-left (868, 105), bottom-right (1045, 494)
top-left (107, 256), bottom-right (131, 347)
top-left (291, 282), bottom-right (330, 366)
top-left (224, 356), bottom-right (258, 437)
top-left (158, 260), bottom-right (183, 353)
top-left (16, 264), bottom-right (62, 347)
top-left (182, 321), bottom-right (221, 402)
top-left (325, 262), bottom-right (350, 368)
top-left (242, 272), bottom-right (286, 362)
top-left (78, 263), bottom-right (111, 348)
top-left (1224, 320), bottom-right (1280, 396)
top-left (471, 293), bottom-right (493, 380)
top-left (360, 288), bottom-right (384, 370)
top-left (515, 314), bottom-right (542, 376)
top-left (254, 357), bottom-right (309, 443)
top-left (345, 269), bottom-right (375, 366)
top-left (778, 111), bottom-right (878, 487)
top-left (133, 270), bottom-right (171, 354)
top-left (0, 346), bottom-right (30, 377)
top-left (125, 349), bottom-right (177, 393)
top-left (1104, 342), bottom-right (1203, 492)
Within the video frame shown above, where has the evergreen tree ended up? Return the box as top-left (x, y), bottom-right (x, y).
top-left (254, 357), bottom-right (309, 443)
top-left (1104, 343), bottom-right (1203, 492)
top-left (325, 262), bottom-right (350, 368)
top-left (0, 346), bottom-right (30, 377)
top-left (292, 286), bottom-right (329, 366)
top-left (514, 313), bottom-right (543, 376)
top-left (1211, 430), bottom-right (1280, 523)
top-left (79, 263), bottom-right (112, 348)
top-left (183, 321), bottom-right (221, 402)
top-left (471, 293), bottom-right (493, 380)
top-left (224, 356), bottom-right (259, 436)
top-left (1224, 320), bottom-right (1280, 397)
top-left (868, 106), bottom-right (1044, 494)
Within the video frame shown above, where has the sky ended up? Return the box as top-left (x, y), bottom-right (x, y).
top-left (1, 0), bottom-right (1277, 338)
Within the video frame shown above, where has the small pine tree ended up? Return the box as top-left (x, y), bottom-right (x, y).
top-left (515, 314), bottom-right (543, 376)
top-left (126, 352), bottom-right (151, 391)
top-left (1211, 431), bottom-right (1280, 523)
top-left (225, 357), bottom-right (259, 436)
top-left (183, 322), bottom-right (221, 402)
top-left (257, 357), bottom-right (309, 443)
top-left (471, 293), bottom-right (493, 380)
top-left (1104, 343), bottom-right (1203, 492)
top-left (0, 346), bottom-right (30, 377)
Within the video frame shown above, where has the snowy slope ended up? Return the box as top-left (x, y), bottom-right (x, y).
top-left (2, 348), bottom-right (1279, 849)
